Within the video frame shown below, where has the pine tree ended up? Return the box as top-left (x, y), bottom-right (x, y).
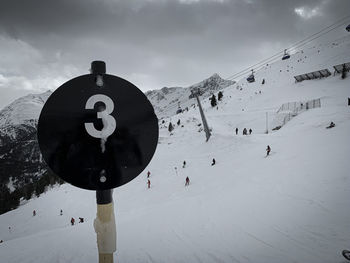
top-left (210, 94), bottom-right (217, 107)
top-left (24, 183), bottom-right (35, 200)
top-left (342, 64), bottom-right (347, 79)
top-left (218, 91), bottom-right (223, 101)
top-left (168, 122), bottom-right (174, 132)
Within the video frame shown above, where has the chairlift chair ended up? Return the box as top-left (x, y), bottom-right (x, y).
top-left (346, 24), bottom-right (350, 32)
top-left (246, 75), bottom-right (255, 83)
top-left (282, 49), bottom-right (290, 60)
top-left (246, 69), bottom-right (255, 83)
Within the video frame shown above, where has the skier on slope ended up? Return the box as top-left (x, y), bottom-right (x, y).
top-left (147, 179), bottom-right (151, 189)
top-left (266, 145), bottom-right (271, 156)
top-left (235, 128), bottom-right (238, 135)
top-left (147, 171), bottom-right (151, 178)
top-left (185, 177), bottom-right (190, 186)
top-left (211, 158), bottom-right (216, 166)
top-left (249, 128), bottom-right (252, 135)
top-left (326, 122), bottom-right (335, 129)
top-left (183, 161), bottom-right (186, 168)
top-left (71, 217), bottom-right (75, 226)
top-left (60, 209), bottom-right (63, 216)
top-left (33, 210), bottom-right (36, 216)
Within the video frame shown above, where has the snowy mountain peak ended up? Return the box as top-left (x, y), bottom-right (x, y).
top-left (0, 91), bottom-right (52, 128)
top-left (146, 73), bottom-right (235, 118)
top-left (188, 73), bottom-right (234, 91)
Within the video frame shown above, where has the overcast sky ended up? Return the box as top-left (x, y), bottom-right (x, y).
top-left (0, 0), bottom-right (349, 109)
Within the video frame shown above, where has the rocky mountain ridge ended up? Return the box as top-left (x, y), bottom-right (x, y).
top-left (146, 73), bottom-right (235, 118)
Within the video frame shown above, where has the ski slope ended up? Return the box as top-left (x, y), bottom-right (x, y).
top-left (1, 33), bottom-right (350, 263)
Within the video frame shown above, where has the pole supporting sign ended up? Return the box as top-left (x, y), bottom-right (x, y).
top-left (38, 61), bottom-right (159, 262)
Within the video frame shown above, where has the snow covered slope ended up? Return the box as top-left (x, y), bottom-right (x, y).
top-left (0, 33), bottom-right (350, 263)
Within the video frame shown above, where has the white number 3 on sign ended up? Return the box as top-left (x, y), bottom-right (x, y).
top-left (85, 94), bottom-right (116, 139)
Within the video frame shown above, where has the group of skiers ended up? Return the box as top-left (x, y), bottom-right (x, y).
top-left (1, 144), bottom-right (274, 245)
top-left (235, 128), bottom-right (252, 135)
top-left (71, 217), bottom-right (84, 226)
top-left (234, 128), bottom-right (272, 157)
top-left (32, 209), bottom-right (84, 227)
top-left (146, 158), bottom-right (217, 189)
top-left (1, 209), bottom-right (85, 243)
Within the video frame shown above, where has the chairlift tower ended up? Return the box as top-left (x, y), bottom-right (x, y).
top-left (191, 89), bottom-right (211, 141)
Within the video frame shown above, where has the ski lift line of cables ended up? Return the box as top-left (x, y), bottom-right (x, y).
top-left (225, 14), bottom-right (350, 81)
top-left (234, 18), bottom-right (350, 80)
top-left (226, 18), bottom-right (350, 81)
top-left (226, 17), bottom-right (350, 81)
top-left (226, 15), bottom-right (350, 81)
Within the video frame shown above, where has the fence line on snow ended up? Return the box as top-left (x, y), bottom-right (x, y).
top-left (273, 98), bottom-right (321, 129)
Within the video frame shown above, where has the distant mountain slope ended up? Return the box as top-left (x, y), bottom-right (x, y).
top-left (145, 73), bottom-right (235, 118)
top-left (0, 91), bottom-right (51, 130)
top-left (0, 90), bottom-right (60, 214)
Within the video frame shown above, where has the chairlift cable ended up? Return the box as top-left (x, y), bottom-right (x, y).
top-left (225, 15), bottom-right (350, 81)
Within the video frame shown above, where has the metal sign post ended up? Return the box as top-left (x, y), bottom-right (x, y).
top-left (37, 61), bottom-right (159, 263)
top-left (90, 62), bottom-right (115, 263)
top-left (95, 190), bottom-right (115, 263)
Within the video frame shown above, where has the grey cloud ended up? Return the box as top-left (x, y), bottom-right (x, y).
top-left (0, 0), bottom-right (349, 108)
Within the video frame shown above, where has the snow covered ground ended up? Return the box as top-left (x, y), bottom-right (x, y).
top-left (1, 32), bottom-right (350, 262)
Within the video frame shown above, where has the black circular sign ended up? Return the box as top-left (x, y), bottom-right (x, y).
top-left (37, 74), bottom-right (159, 190)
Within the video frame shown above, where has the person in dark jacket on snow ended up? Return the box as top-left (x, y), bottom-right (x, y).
top-left (326, 122), bottom-right (335, 129)
top-left (211, 158), bottom-right (216, 166)
top-left (266, 145), bottom-right (271, 156)
top-left (71, 217), bottom-right (75, 226)
top-left (185, 177), bottom-right (190, 186)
